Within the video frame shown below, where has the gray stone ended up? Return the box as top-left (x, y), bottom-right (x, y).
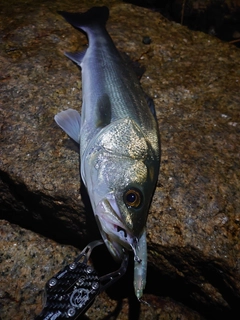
top-left (0, 220), bottom-right (79, 319)
top-left (0, 220), bottom-right (205, 319)
top-left (0, 0), bottom-right (239, 319)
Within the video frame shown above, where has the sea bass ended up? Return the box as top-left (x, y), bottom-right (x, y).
top-left (55, 6), bottom-right (160, 299)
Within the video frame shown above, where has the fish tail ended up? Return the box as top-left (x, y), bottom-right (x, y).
top-left (58, 6), bottom-right (109, 31)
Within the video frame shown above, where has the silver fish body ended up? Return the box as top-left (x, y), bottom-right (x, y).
top-left (55, 6), bottom-right (160, 299)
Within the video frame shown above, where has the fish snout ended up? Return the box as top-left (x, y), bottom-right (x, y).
top-left (95, 195), bottom-right (141, 258)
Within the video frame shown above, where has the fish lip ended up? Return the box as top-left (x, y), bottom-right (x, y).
top-left (95, 193), bottom-right (138, 258)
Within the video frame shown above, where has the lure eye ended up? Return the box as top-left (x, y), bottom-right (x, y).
top-left (124, 189), bottom-right (142, 208)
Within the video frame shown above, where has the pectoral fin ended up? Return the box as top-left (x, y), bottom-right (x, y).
top-left (54, 108), bottom-right (81, 143)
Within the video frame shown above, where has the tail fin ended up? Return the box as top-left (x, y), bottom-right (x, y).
top-left (58, 6), bottom-right (109, 31)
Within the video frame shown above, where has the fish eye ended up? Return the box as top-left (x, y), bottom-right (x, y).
top-left (124, 189), bottom-right (142, 208)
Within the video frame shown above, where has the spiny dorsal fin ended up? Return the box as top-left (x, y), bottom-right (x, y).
top-left (144, 93), bottom-right (157, 119)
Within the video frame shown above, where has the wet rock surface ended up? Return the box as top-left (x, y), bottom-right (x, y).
top-left (124, 0), bottom-right (240, 47)
top-left (0, 220), bottom-right (79, 319)
top-left (0, 0), bottom-right (240, 319)
top-left (0, 220), bottom-right (205, 320)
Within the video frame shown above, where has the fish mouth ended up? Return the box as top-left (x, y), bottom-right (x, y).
top-left (95, 193), bottom-right (140, 261)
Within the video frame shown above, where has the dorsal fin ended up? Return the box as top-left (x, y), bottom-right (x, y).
top-left (144, 93), bottom-right (157, 119)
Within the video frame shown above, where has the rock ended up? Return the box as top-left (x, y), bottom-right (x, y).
top-left (0, 220), bottom-right (205, 320)
top-left (0, 220), bottom-right (79, 319)
top-left (0, 0), bottom-right (239, 319)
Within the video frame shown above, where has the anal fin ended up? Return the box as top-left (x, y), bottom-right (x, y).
top-left (65, 51), bottom-right (86, 66)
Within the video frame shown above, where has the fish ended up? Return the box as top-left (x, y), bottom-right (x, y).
top-left (54, 6), bottom-right (160, 299)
